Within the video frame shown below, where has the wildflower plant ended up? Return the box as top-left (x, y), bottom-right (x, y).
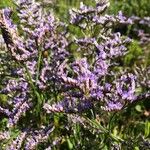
top-left (0, 0), bottom-right (149, 149)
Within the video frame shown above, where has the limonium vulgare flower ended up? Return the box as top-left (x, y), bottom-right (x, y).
top-left (0, 0), bottom-right (149, 149)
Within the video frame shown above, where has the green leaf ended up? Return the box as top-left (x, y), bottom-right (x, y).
top-left (67, 138), bottom-right (73, 150)
top-left (134, 146), bottom-right (140, 150)
top-left (135, 105), bottom-right (142, 112)
top-left (145, 120), bottom-right (150, 137)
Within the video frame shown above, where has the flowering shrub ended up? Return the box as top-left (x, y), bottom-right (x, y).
top-left (0, 0), bottom-right (149, 149)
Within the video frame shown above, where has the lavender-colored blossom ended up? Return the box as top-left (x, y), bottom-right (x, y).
top-left (102, 101), bottom-right (123, 111)
top-left (0, 0), bottom-right (150, 148)
top-left (26, 60), bottom-right (37, 77)
top-left (94, 59), bottom-right (108, 77)
top-left (0, 131), bottom-right (10, 140)
top-left (137, 30), bottom-right (150, 45)
top-left (0, 106), bottom-right (11, 116)
top-left (12, 92), bottom-right (27, 106)
top-left (116, 73), bottom-right (136, 101)
top-left (0, 8), bottom-right (35, 61)
top-left (25, 126), bottom-right (55, 150)
top-left (104, 83), bottom-right (112, 91)
top-left (6, 131), bottom-right (27, 150)
top-left (44, 97), bottom-right (93, 113)
top-left (134, 66), bottom-right (150, 89)
top-left (1, 8), bottom-right (16, 29)
top-left (75, 37), bottom-right (96, 47)
top-left (0, 79), bottom-right (28, 94)
top-left (139, 17), bottom-right (150, 27)
top-left (43, 58), bottom-right (104, 113)
top-left (43, 102), bottom-right (64, 113)
top-left (93, 14), bottom-right (115, 25)
top-left (116, 11), bottom-right (133, 24)
top-left (69, 0), bottom-right (110, 25)
top-left (8, 101), bottom-right (31, 127)
top-left (79, 2), bottom-right (95, 14)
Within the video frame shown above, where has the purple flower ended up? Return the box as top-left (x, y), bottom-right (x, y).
top-left (0, 0), bottom-right (150, 148)
top-left (103, 101), bottom-right (123, 111)
top-left (116, 73), bottom-right (136, 101)
top-left (25, 126), bottom-right (55, 150)
top-left (94, 59), bottom-right (108, 77)
top-left (6, 131), bottom-right (27, 150)
top-left (0, 131), bottom-right (10, 140)
top-left (0, 106), bottom-right (11, 116)
top-left (8, 101), bottom-right (31, 127)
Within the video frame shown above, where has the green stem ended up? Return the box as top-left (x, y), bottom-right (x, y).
top-left (36, 45), bottom-right (42, 83)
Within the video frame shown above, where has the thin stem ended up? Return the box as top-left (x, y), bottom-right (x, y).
top-left (35, 40), bottom-right (43, 84)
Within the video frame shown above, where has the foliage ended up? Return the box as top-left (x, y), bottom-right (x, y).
top-left (109, 0), bottom-right (150, 17)
top-left (124, 40), bottom-right (142, 66)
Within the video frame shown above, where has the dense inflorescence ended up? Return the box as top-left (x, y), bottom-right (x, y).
top-left (0, 0), bottom-right (149, 149)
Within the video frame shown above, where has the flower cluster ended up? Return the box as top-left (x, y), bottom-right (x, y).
top-left (0, 0), bottom-right (149, 149)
